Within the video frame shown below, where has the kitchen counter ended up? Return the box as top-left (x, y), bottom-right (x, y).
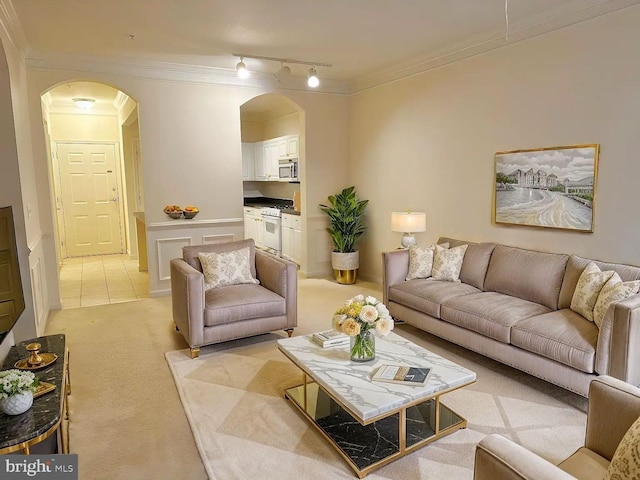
top-left (281, 208), bottom-right (301, 216)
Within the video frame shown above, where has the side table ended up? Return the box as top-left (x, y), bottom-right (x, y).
top-left (0, 334), bottom-right (71, 454)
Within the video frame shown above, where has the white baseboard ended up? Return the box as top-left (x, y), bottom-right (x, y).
top-left (150, 289), bottom-right (171, 297)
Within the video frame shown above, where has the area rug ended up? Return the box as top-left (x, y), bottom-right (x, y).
top-left (166, 326), bottom-right (588, 480)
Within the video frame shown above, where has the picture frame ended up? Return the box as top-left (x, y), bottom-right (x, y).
top-left (493, 144), bottom-right (599, 233)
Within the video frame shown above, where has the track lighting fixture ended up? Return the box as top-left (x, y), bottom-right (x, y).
top-left (236, 58), bottom-right (249, 79)
top-left (233, 53), bottom-right (331, 88)
top-left (307, 67), bottom-right (319, 88)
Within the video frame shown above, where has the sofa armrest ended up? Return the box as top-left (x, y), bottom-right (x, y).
top-left (474, 434), bottom-right (575, 480)
top-left (382, 250), bottom-right (409, 305)
top-left (170, 258), bottom-right (205, 347)
top-left (604, 294), bottom-right (640, 386)
top-left (585, 375), bottom-right (640, 460)
top-left (255, 250), bottom-right (297, 329)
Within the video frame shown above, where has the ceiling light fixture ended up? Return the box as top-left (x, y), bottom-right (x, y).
top-left (72, 98), bottom-right (95, 110)
top-left (233, 53), bottom-right (331, 87)
top-left (236, 58), bottom-right (250, 79)
top-left (307, 67), bottom-right (319, 88)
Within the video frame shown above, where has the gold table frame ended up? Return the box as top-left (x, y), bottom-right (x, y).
top-left (282, 365), bottom-right (474, 478)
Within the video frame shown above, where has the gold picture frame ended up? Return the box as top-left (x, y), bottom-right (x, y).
top-left (493, 144), bottom-right (599, 233)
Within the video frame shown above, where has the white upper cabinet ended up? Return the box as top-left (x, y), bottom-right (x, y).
top-left (242, 135), bottom-right (299, 182)
top-left (241, 143), bottom-right (254, 180)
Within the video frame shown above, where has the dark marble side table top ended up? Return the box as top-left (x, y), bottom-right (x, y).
top-left (0, 334), bottom-right (67, 451)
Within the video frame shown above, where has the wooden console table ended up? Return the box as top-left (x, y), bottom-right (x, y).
top-left (0, 334), bottom-right (70, 454)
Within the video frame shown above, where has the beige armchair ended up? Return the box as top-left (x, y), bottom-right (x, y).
top-left (474, 375), bottom-right (640, 480)
top-left (170, 239), bottom-right (297, 358)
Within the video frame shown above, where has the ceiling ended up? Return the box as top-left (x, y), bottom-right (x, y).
top-left (6, 0), bottom-right (638, 103)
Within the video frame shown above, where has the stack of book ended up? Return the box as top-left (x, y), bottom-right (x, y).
top-left (371, 364), bottom-right (431, 386)
top-left (312, 330), bottom-right (350, 348)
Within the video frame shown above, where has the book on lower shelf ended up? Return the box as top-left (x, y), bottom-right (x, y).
top-left (371, 364), bottom-right (431, 386)
top-left (312, 330), bottom-right (350, 348)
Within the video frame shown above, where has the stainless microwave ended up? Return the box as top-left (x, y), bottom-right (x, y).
top-left (278, 160), bottom-right (298, 182)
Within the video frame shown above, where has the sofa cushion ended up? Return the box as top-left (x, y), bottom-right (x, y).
top-left (432, 244), bottom-right (468, 282)
top-left (593, 272), bottom-right (640, 329)
top-left (559, 254), bottom-right (640, 309)
top-left (484, 245), bottom-right (568, 310)
top-left (441, 292), bottom-right (551, 343)
top-left (511, 309), bottom-right (599, 373)
top-left (458, 243), bottom-right (495, 290)
top-left (406, 243), bottom-right (449, 280)
top-left (183, 239), bottom-right (257, 278)
top-left (570, 262), bottom-right (615, 322)
top-left (388, 279), bottom-right (480, 319)
top-left (203, 284), bottom-right (285, 326)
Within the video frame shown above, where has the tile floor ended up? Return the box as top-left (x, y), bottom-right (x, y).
top-left (59, 254), bottom-right (149, 309)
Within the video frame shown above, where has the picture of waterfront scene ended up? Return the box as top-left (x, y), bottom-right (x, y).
top-left (494, 145), bottom-right (598, 232)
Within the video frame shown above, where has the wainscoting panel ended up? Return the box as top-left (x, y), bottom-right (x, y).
top-left (157, 237), bottom-right (192, 281)
top-left (30, 258), bottom-right (44, 328)
top-left (202, 234), bottom-right (234, 245)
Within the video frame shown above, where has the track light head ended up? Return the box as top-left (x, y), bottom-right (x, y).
top-left (307, 67), bottom-right (319, 88)
top-left (236, 58), bottom-right (249, 79)
top-left (274, 64), bottom-right (291, 84)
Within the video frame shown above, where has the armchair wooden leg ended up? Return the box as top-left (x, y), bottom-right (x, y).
top-left (285, 328), bottom-right (294, 338)
top-left (190, 347), bottom-right (200, 359)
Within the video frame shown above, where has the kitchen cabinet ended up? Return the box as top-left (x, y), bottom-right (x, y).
top-left (243, 207), bottom-right (263, 247)
top-left (281, 213), bottom-right (302, 265)
top-left (242, 135), bottom-right (299, 182)
top-left (241, 143), bottom-right (254, 180)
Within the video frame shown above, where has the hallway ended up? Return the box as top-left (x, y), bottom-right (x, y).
top-left (59, 254), bottom-right (149, 308)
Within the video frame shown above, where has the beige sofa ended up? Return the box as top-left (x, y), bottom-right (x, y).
top-left (474, 375), bottom-right (640, 479)
top-left (382, 238), bottom-right (640, 396)
top-left (171, 239), bottom-right (297, 358)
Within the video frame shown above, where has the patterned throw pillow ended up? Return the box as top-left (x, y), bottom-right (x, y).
top-left (431, 244), bottom-right (468, 282)
top-left (570, 262), bottom-right (615, 322)
top-left (593, 272), bottom-right (640, 329)
top-left (405, 243), bottom-right (449, 280)
top-left (198, 247), bottom-right (259, 290)
top-left (605, 415), bottom-right (640, 480)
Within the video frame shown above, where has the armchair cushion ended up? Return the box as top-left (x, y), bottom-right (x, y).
top-left (198, 247), bottom-right (258, 289)
top-left (558, 447), bottom-right (609, 479)
top-left (183, 239), bottom-right (257, 277)
top-left (203, 284), bottom-right (285, 326)
top-left (605, 415), bottom-right (640, 479)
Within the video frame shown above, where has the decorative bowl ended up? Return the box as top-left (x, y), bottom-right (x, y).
top-left (183, 210), bottom-right (198, 219)
top-left (165, 210), bottom-right (182, 219)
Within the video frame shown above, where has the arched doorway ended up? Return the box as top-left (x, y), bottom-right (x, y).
top-left (41, 81), bottom-right (148, 308)
top-left (239, 93), bottom-right (306, 270)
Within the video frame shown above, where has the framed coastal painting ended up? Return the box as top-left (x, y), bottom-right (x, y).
top-left (493, 144), bottom-right (599, 232)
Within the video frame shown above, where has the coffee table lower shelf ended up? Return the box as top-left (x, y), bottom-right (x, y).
top-left (284, 380), bottom-right (467, 478)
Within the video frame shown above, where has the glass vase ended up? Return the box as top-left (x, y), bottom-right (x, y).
top-left (350, 329), bottom-right (375, 362)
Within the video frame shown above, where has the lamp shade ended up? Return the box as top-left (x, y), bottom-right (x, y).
top-left (391, 212), bottom-right (426, 233)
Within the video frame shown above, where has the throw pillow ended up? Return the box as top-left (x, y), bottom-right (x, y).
top-left (605, 415), bottom-right (640, 480)
top-left (405, 242), bottom-right (449, 280)
top-left (198, 247), bottom-right (259, 290)
top-left (570, 262), bottom-right (615, 322)
top-left (431, 244), bottom-right (468, 282)
top-left (593, 272), bottom-right (640, 329)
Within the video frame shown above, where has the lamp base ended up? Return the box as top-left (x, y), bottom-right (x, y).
top-left (400, 233), bottom-right (416, 249)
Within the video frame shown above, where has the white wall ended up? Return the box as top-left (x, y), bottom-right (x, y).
top-left (350, 5), bottom-right (640, 282)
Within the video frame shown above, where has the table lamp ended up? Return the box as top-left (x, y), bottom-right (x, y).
top-left (391, 211), bottom-right (426, 249)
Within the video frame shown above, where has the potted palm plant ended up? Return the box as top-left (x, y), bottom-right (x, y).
top-left (319, 186), bottom-right (369, 284)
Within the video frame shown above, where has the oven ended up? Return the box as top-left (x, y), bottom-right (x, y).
top-left (260, 208), bottom-right (282, 255)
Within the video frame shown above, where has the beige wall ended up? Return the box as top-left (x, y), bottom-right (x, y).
top-left (25, 69), bottom-right (349, 293)
top-left (49, 113), bottom-right (120, 141)
top-left (350, 5), bottom-right (640, 282)
top-left (263, 112), bottom-right (299, 139)
top-left (240, 121), bottom-right (263, 142)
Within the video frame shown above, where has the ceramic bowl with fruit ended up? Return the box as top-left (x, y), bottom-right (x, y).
top-left (164, 205), bottom-right (183, 219)
top-left (183, 206), bottom-right (199, 219)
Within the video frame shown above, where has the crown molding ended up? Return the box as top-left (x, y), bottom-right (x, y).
top-left (0, 0), bottom-right (30, 57)
top-left (349, 0), bottom-right (640, 94)
top-left (25, 52), bottom-right (351, 95)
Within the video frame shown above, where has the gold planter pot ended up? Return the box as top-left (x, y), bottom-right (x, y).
top-left (334, 269), bottom-right (358, 285)
top-left (331, 251), bottom-right (359, 285)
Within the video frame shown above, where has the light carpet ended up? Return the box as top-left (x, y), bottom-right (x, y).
top-left (166, 278), bottom-right (588, 480)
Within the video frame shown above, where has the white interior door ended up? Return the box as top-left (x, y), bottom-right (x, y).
top-left (57, 143), bottom-right (124, 257)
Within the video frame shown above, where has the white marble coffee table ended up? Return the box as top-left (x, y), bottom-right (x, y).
top-left (278, 331), bottom-right (476, 478)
